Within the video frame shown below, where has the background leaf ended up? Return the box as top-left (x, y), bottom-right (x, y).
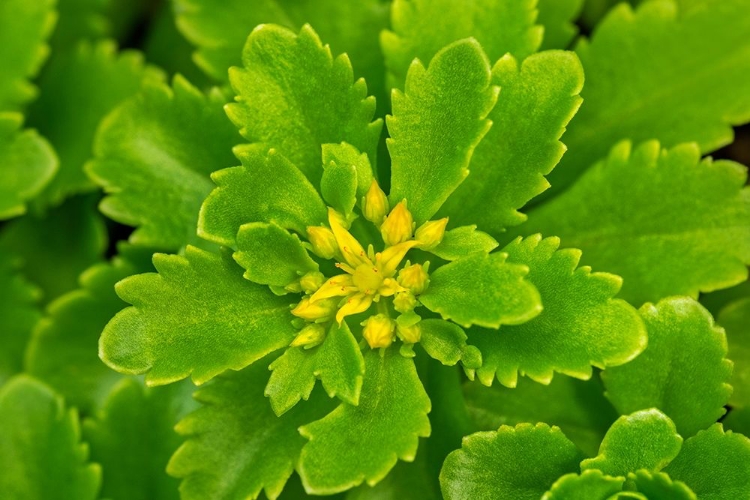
top-left (717, 298), bottom-right (750, 408)
top-left (537, 0), bottom-right (584, 50)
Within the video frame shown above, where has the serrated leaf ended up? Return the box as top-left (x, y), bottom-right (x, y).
top-left (419, 319), bottom-right (469, 367)
top-left (427, 225), bottom-right (498, 262)
top-left (439, 50), bottom-right (583, 235)
top-left (387, 39), bottom-right (497, 224)
top-left (542, 470), bottom-right (624, 500)
top-left (298, 348), bottom-right (431, 494)
top-left (537, 0), bottom-right (585, 50)
top-left (225, 24), bottom-right (381, 185)
top-left (25, 246), bottom-right (154, 413)
top-left (629, 470), bottom-right (696, 500)
top-left (524, 141), bottom-right (750, 304)
top-left (266, 321), bottom-right (365, 415)
top-left (581, 409), bottom-right (683, 477)
top-left (664, 424), bottom-right (750, 500)
top-left (82, 378), bottom-right (197, 500)
top-left (168, 357), bottom-right (334, 500)
top-left (198, 145), bottom-right (327, 247)
top-left (27, 40), bottom-right (164, 207)
top-left (346, 446), bottom-right (439, 500)
top-left (0, 0), bottom-right (56, 109)
top-left (99, 245), bottom-right (296, 386)
top-left (467, 235), bottom-right (646, 387)
top-left (718, 298), bottom-right (750, 408)
top-left (0, 195), bottom-right (108, 303)
top-left (322, 142), bottom-right (374, 202)
top-left (547, 0), bottom-right (750, 195)
top-left (321, 156), bottom-right (357, 217)
top-left (464, 374), bottom-right (618, 457)
top-left (602, 297), bottom-right (733, 437)
top-left (86, 76), bottom-right (240, 250)
top-left (234, 222), bottom-right (318, 288)
top-left (0, 376), bottom-right (101, 499)
top-left (420, 250), bottom-right (542, 329)
top-left (440, 423), bottom-right (583, 500)
top-left (381, 0), bottom-right (542, 90)
top-left (0, 113), bottom-right (57, 220)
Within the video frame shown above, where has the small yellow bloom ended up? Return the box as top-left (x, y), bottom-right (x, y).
top-left (393, 291), bottom-right (417, 313)
top-left (397, 322), bottom-right (422, 344)
top-left (415, 218), bottom-right (448, 250)
top-left (362, 179), bottom-right (389, 225)
top-left (329, 208), bottom-right (369, 267)
top-left (307, 226), bottom-right (338, 259)
top-left (363, 314), bottom-right (395, 348)
top-left (291, 297), bottom-right (337, 322)
top-left (290, 323), bottom-right (326, 348)
top-left (299, 271), bottom-right (325, 293)
top-left (309, 274), bottom-right (356, 302)
top-left (335, 292), bottom-right (373, 324)
top-left (398, 263), bottom-right (430, 294)
top-left (380, 200), bottom-right (414, 246)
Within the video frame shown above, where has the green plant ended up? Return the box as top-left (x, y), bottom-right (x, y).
top-left (1, 0), bottom-right (749, 499)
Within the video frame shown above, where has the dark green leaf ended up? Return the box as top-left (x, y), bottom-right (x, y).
top-left (718, 297), bottom-right (750, 408)
top-left (537, 0), bottom-right (585, 50)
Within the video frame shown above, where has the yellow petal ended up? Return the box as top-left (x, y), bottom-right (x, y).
top-left (328, 208), bottom-right (370, 267)
top-left (309, 274), bottom-right (356, 303)
top-left (377, 240), bottom-right (419, 276)
top-left (335, 293), bottom-right (373, 324)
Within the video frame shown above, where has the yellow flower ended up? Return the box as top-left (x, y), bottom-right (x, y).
top-left (363, 314), bottom-right (395, 348)
top-left (415, 218), bottom-right (448, 250)
top-left (290, 323), bottom-right (326, 348)
top-left (307, 226), bottom-right (338, 259)
top-left (362, 179), bottom-right (389, 225)
top-left (380, 200), bottom-right (414, 246)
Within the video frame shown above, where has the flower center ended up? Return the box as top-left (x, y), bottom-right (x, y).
top-left (352, 264), bottom-right (382, 294)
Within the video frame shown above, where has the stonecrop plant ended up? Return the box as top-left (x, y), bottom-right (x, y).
top-left (1, 0), bottom-right (750, 499)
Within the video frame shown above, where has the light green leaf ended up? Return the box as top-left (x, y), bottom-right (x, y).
top-left (321, 155), bottom-right (358, 217)
top-left (168, 356), bottom-right (334, 500)
top-left (428, 225), bottom-right (498, 262)
top-left (602, 297), bottom-right (733, 437)
top-left (25, 246), bottom-right (153, 413)
top-left (718, 298), bottom-right (750, 408)
top-left (234, 222), bottom-right (318, 288)
top-left (381, 0), bottom-right (542, 90)
top-left (464, 374), bottom-right (618, 457)
top-left (99, 245), bottom-right (297, 386)
top-left (664, 424), bottom-right (750, 500)
top-left (420, 250), bottom-right (542, 329)
top-left (298, 348), bottom-right (431, 494)
top-left (322, 142), bottom-right (374, 202)
top-left (547, 0), bottom-right (750, 195)
top-left (83, 378), bottom-right (197, 500)
top-left (0, 195), bottom-right (108, 303)
top-left (225, 23), bottom-right (381, 185)
top-left (0, 0), bottom-right (56, 109)
top-left (581, 409), bottom-right (683, 477)
top-left (86, 76), bottom-right (240, 250)
top-left (198, 145), bottom-right (327, 247)
top-left (468, 235), bottom-right (646, 387)
top-left (524, 141), bottom-right (750, 304)
top-left (387, 38), bottom-right (497, 224)
top-left (537, 0), bottom-right (585, 50)
top-left (266, 321), bottom-right (365, 415)
top-left (440, 423), bottom-right (583, 500)
top-left (0, 376), bottom-right (101, 499)
top-left (439, 50), bottom-right (583, 235)
top-left (0, 113), bottom-right (57, 220)
top-left (27, 40), bottom-right (164, 207)
top-left (419, 319), bottom-right (469, 367)
top-left (542, 470), bottom-right (624, 500)
top-left (629, 470), bottom-right (696, 500)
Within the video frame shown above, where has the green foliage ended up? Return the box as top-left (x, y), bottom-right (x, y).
top-left (536, 0), bottom-right (584, 50)
top-left (717, 297), bottom-right (750, 408)
top-left (543, 470), bottom-right (624, 500)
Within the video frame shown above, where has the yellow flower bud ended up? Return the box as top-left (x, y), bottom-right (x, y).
top-left (393, 291), bottom-right (418, 313)
top-left (362, 314), bottom-right (395, 349)
top-left (300, 271), bottom-right (326, 293)
top-left (307, 226), bottom-right (338, 259)
top-left (398, 263), bottom-right (429, 294)
top-left (290, 323), bottom-right (326, 348)
top-left (380, 200), bottom-right (414, 246)
top-left (415, 218), bottom-right (448, 250)
top-left (362, 179), bottom-right (389, 225)
top-left (291, 297), bottom-right (337, 322)
top-left (397, 322), bottom-right (421, 344)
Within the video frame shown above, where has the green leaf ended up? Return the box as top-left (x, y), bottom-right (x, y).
top-left (629, 470), bottom-right (696, 500)
top-left (428, 225), bottom-right (498, 262)
top-left (0, 376), bottom-right (101, 499)
top-left (542, 470), bottom-right (624, 500)
top-left (0, 113), bottom-right (57, 220)
top-left (86, 76), bottom-right (240, 250)
top-left (664, 424), bottom-right (750, 500)
top-left (321, 156), bottom-right (357, 217)
top-left (25, 246), bottom-right (153, 413)
top-left (0, 251), bottom-right (41, 385)
top-left (0, 0), bottom-right (56, 109)
top-left (234, 222), bottom-right (318, 288)
top-left (168, 356), bottom-right (334, 500)
top-left (537, 0), bottom-right (585, 50)
top-left (27, 40), bottom-right (164, 207)
top-left (463, 374), bottom-right (618, 457)
top-left (225, 24), bottom-right (381, 185)
top-left (0, 195), bottom-right (108, 303)
top-left (468, 235), bottom-right (646, 387)
top-left (724, 406), bottom-right (750, 436)
top-left (99, 245), bottom-right (297, 386)
top-left (322, 142), bottom-right (374, 201)
top-left (419, 319), bottom-right (470, 367)
top-left (50, 0), bottom-right (110, 51)
top-left (602, 297), bottom-right (733, 437)
top-left (266, 321), bottom-right (365, 415)
top-left (387, 38), bottom-right (497, 224)
top-left (547, 0), bottom-right (750, 195)
top-left (420, 250), bottom-right (542, 329)
top-left (198, 145), bottom-right (327, 247)
top-left (439, 50), bottom-right (583, 235)
top-left (440, 423), bottom-right (583, 500)
top-left (718, 298), bottom-right (750, 408)
top-left (523, 141), bottom-right (750, 304)
top-left (581, 409), bottom-right (683, 477)
top-left (347, 446), bottom-right (439, 500)
top-left (381, 0), bottom-right (542, 90)
top-left (82, 378), bottom-right (198, 500)
top-left (298, 348), bottom-right (431, 494)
